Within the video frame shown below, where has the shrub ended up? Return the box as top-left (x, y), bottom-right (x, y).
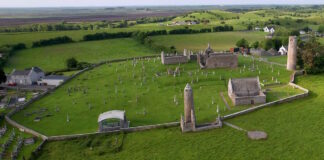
top-left (32, 36), bottom-right (73, 48)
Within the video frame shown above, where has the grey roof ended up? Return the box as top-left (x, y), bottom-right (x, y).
top-left (11, 67), bottom-right (44, 76)
top-left (98, 110), bottom-right (125, 122)
top-left (230, 77), bottom-right (261, 97)
top-left (43, 75), bottom-right (67, 80)
top-left (11, 70), bottom-right (31, 76)
top-left (32, 67), bottom-right (43, 73)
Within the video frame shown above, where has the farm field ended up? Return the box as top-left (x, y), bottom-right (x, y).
top-left (34, 74), bottom-right (323, 160)
top-left (11, 55), bottom-right (295, 136)
top-left (4, 38), bottom-right (155, 72)
top-left (151, 31), bottom-right (266, 52)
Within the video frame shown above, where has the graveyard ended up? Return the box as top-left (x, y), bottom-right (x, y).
top-left (11, 54), bottom-right (302, 136)
top-left (32, 73), bottom-right (324, 159)
top-left (1, 4), bottom-right (324, 160)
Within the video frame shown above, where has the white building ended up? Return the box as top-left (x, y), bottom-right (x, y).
top-left (8, 67), bottom-right (45, 85)
top-left (39, 75), bottom-right (67, 86)
top-left (278, 45), bottom-right (288, 55)
top-left (263, 27), bottom-right (275, 34)
top-left (299, 30), bottom-right (306, 35)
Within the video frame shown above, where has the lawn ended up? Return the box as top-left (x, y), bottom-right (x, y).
top-left (266, 56), bottom-right (287, 65)
top-left (35, 73), bottom-right (323, 160)
top-left (4, 38), bottom-right (155, 72)
top-left (151, 31), bottom-right (266, 52)
top-left (11, 55), bottom-right (293, 136)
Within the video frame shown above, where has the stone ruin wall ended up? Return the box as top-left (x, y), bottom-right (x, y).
top-left (205, 54), bottom-right (238, 68)
top-left (162, 56), bottom-right (188, 65)
top-left (231, 95), bottom-right (266, 106)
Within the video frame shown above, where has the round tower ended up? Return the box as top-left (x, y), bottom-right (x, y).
top-left (287, 36), bottom-right (297, 71)
top-left (184, 83), bottom-right (194, 123)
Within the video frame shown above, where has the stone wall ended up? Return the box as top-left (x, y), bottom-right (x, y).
top-left (47, 122), bottom-right (180, 141)
top-left (232, 94), bottom-right (266, 106)
top-left (201, 54), bottom-right (238, 69)
top-left (162, 55), bottom-right (188, 65)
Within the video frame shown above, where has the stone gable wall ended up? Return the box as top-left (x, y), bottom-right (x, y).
top-left (205, 54), bottom-right (238, 68)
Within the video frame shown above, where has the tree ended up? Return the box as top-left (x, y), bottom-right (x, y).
top-left (299, 38), bottom-right (324, 74)
top-left (251, 41), bottom-right (259, 49)
top-left (0, 68), bottom-right (6, 83)
top-left (236, 38), bottom-right (249, 48)
top-left (247, 24), bottom-right (253, 30)
top-left (318, 25), bottom-right (324, 33)
top-left (66, 57), bottom-right (78, 69)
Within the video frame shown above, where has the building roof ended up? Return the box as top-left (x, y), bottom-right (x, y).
top-left (11, 67), bottom-right (43, 76)
top-left (98, 110), bottom-right (125, 122)
top-left (11, 70), bottom-right (30, 76)
top-left (43, 75), bottom-right (67, 80)
top-left (230, 77), bottom-right (261, 97)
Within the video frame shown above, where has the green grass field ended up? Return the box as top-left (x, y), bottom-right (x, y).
top-left (11, 55), bottom-right (294, 136)
top-left (4, 38), bottom-right (155, 72)
top-left (151, 31), bottom-right (266, 52)
top-left (34, 73), bottom-right (323, 160)
top-left (265, 56), bottom-right (287, 65)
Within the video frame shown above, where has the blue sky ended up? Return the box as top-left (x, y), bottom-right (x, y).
top-left (1, 0), bottom-right (324, 8)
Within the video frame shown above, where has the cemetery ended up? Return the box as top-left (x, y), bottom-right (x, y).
top-left (10, 52), bottom-right (304, 136)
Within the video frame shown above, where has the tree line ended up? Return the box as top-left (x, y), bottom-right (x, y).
top-left (32, 36), bottom-right (74, 48)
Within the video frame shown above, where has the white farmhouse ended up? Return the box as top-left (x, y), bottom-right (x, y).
top-left (39, 75), bottom-right (67, 86)
top-left (263, 26), bottom-right (275, 34)
top-left (8, 67), bottom-right (45, 85)
top-left (278, 45), bottom-right (288, 55)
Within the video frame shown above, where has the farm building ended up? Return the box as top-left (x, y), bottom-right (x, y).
top-left (228, 77), bottom-right (266, 106)
top-left (7, 67), bottom-right (45, 85)
top-left (263, 26), bottom-right (275, 34)
top-left (38, 75), bottom-right (67, 86)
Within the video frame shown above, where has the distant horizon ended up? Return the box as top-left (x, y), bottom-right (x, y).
top-left (1, 0), bottom-right (324, 8)
top-left (1, 4), bottom-right (324, 9)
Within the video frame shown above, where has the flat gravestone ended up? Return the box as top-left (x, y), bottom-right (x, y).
top-left (247, 131), bottom-right (267, 140)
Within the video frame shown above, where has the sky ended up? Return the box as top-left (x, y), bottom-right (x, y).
top-left (1, 0), bottom-right (324, 8)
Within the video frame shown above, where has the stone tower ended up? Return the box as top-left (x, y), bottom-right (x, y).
top-left (181, 83), bottom-right (196, 132)
top-left (287, 36), bottom-right (297, 71)
top-left (161, 51), bottom-right (165, 64)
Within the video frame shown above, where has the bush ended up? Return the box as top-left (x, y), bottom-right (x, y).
top-left (66, 57), bottom-right (78, 69)
top-left (83, 32), bottom-right (133, 41)
top-left (236, 38), bottom-right (249, 48)
top-left (212, 25), bottom-right (234, 32)
top-left (32, 36), bottom-right (73, 48)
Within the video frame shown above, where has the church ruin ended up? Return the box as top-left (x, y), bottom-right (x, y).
top-left (180, 84), bottom-right (222, 133)
top-left (161, 51), bottom-right (189, 65)
top-left (197, 44), bottom-right (238, 69)
top-left (228, 77), bottom-right (266, 106)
